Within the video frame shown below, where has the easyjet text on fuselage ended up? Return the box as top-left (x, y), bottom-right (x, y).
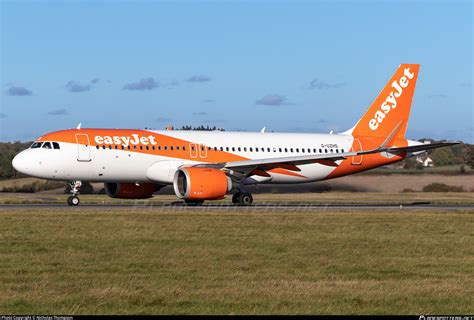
top-left (94, 134), bottom-right (157, 147)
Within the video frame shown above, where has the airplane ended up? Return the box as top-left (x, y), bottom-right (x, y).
top-left (12, 64), bottom-right (459, 206)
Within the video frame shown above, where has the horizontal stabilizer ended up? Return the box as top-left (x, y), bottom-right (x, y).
top-left (358, 141), bottom-right (461, 156)
top-left (385, 141), bottom-right (461, 154)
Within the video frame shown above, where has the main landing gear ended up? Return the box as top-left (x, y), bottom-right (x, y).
top-left (232, 191), bottom-right (253, 206)
top-left (67, 180), bottom-right (82, 206)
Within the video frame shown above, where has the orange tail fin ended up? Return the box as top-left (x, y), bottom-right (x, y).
top-left (350, 64), bottom-right (420, 140)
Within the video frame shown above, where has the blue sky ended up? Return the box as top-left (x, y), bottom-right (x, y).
top-left (1, 0), bottom-right (472, 142)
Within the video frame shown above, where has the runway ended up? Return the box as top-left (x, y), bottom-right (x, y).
top-left (0, 203), bottom-right (473, 210)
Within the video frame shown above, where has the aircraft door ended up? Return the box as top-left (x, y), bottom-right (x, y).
top-left (199, 144), bottom-right (208, 159)
top-left (351, 138), bottom-right (362, 165)
top-left (189, 143), bottom-right (198, 158)
top-left (75, 134), bottom-right (91, 162)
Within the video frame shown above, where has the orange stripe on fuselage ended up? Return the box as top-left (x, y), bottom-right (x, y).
top-left (38, 129), bottom-right (306, 179)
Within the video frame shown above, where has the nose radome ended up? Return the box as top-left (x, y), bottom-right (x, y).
top-left (12, 152), bottom-right (29, 175)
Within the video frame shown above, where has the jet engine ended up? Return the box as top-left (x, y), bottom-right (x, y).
top-left (173, 167), bottom-right (232, 200)
top-left (104, 182), bottom-right (162, 199)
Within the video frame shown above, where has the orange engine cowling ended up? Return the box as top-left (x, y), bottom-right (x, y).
top-left (104, 182), bottom-right (161, 199)
top-left (173, 167), bottom-right (232, 200)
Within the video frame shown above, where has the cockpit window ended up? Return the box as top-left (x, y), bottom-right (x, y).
top-left (42, 142), bottom-right (52, 149)
top-left (31, 142), bottom-right (43, 149)
top-left (52, 142), bottom-right (60, 149)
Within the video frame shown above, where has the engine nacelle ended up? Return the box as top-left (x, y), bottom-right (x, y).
top-left (173, 167), bottom-right (232, 200)
top-left (104, 182), bottom-right (161, 199)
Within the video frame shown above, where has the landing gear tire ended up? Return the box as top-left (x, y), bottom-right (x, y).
top-left (184, 200), bottom-right (204, 206)
top-left (232, 192), bottom-right (242, 204)
top-left (67, 195), bottom-right (80, 206)
top-left (233, 191), bottom-right (253, 206)
top-left (239, 192), bottom-right (253, 206)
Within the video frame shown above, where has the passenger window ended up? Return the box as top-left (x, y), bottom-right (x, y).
top-left (115, 145), bottom-right (118, 150)
top-left (290, 148), bottom-right (293, 152)
top-left (267, 148), bottom-right (270, 152)
top-left (232, 147), bottom-right (235, 151)
top-left (103, 146), bottom-right (106, 150)
top-left (42, 142), bottom-right (52, 149)
top-left (158, 146), bottom-right (161, 150)
top-left (285, 148), bottom-right (288, 152)
top-left (183, 146), bottom-right (186, 151)
top-left (214, 147), bottom-right (217, 151)
top-left (52, 142), bottom-right (60, 149)
top-left (146, 146), bottom-right (149, 150)
top-left (244, 147), bottom-right (247, 152)
top-left (341, 149), bottom-right (345, 153)
top-left (220, 147), bottom-right (223, 151)
top-left (164, 146), bottom-right (168, 150)
top-left (31, 142), bottom-right (43, 149)
top-left (279, 148), bottom-right (282, 152)
top-left (319, 149), bottom-right (322, 153)
top-left (250, 147), bottom-right (253, 152)
top-left (226, 147), bottom-right (229, 151)
top-left (109, 146), bottom-right (112, 150)
top-left (133, 146), bottom-right (137, 150)
top-left (336, 149), bottom-right (339, 153)
top-left (325, 149), bottom-right (328, 153)
top-left (201, 146), bottom-right (204, 151)
top-left (151, 146), bottom-right (155, 150)
top-left (296, 148), bottom-right (299, 153)
top-left (238, 147), bottom-right (241, 152)
top-left (330, 149), bottom-right (333, 153)
top-left (122, 145), bottom-right (125, 150)
top-left (307, 148), bottom-right (310, 153)
top-left (170, 146), bottom-right (174, 151)
top-left (96, 145), bottom-right (99, 150)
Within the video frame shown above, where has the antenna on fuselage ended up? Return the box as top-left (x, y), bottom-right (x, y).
top-left (76, 123), bottom-right (82, 130)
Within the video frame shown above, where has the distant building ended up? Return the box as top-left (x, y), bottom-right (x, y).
top-left (416, 155), bottom-right (434, 167)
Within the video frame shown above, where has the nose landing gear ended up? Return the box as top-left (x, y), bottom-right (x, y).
top-left (67, 181), bottom-right (82, 206)
top-left (232, 191), bottom-right (253, 206)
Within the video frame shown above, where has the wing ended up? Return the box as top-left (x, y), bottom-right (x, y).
top-left (190, 141), bottom-right (460, 180)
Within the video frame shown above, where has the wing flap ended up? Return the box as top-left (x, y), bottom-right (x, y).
top-left (223, 153), bottom-right (352, 172)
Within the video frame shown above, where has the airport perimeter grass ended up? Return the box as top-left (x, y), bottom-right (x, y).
top-left (0, 207), bottom-right (473, 315)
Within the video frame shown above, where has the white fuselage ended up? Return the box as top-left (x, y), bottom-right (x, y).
top-left (13, 130), bottom-right (358, 185)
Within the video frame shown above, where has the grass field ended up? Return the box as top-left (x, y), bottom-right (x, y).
top-left (0, 207), bottom-right (472, 314)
